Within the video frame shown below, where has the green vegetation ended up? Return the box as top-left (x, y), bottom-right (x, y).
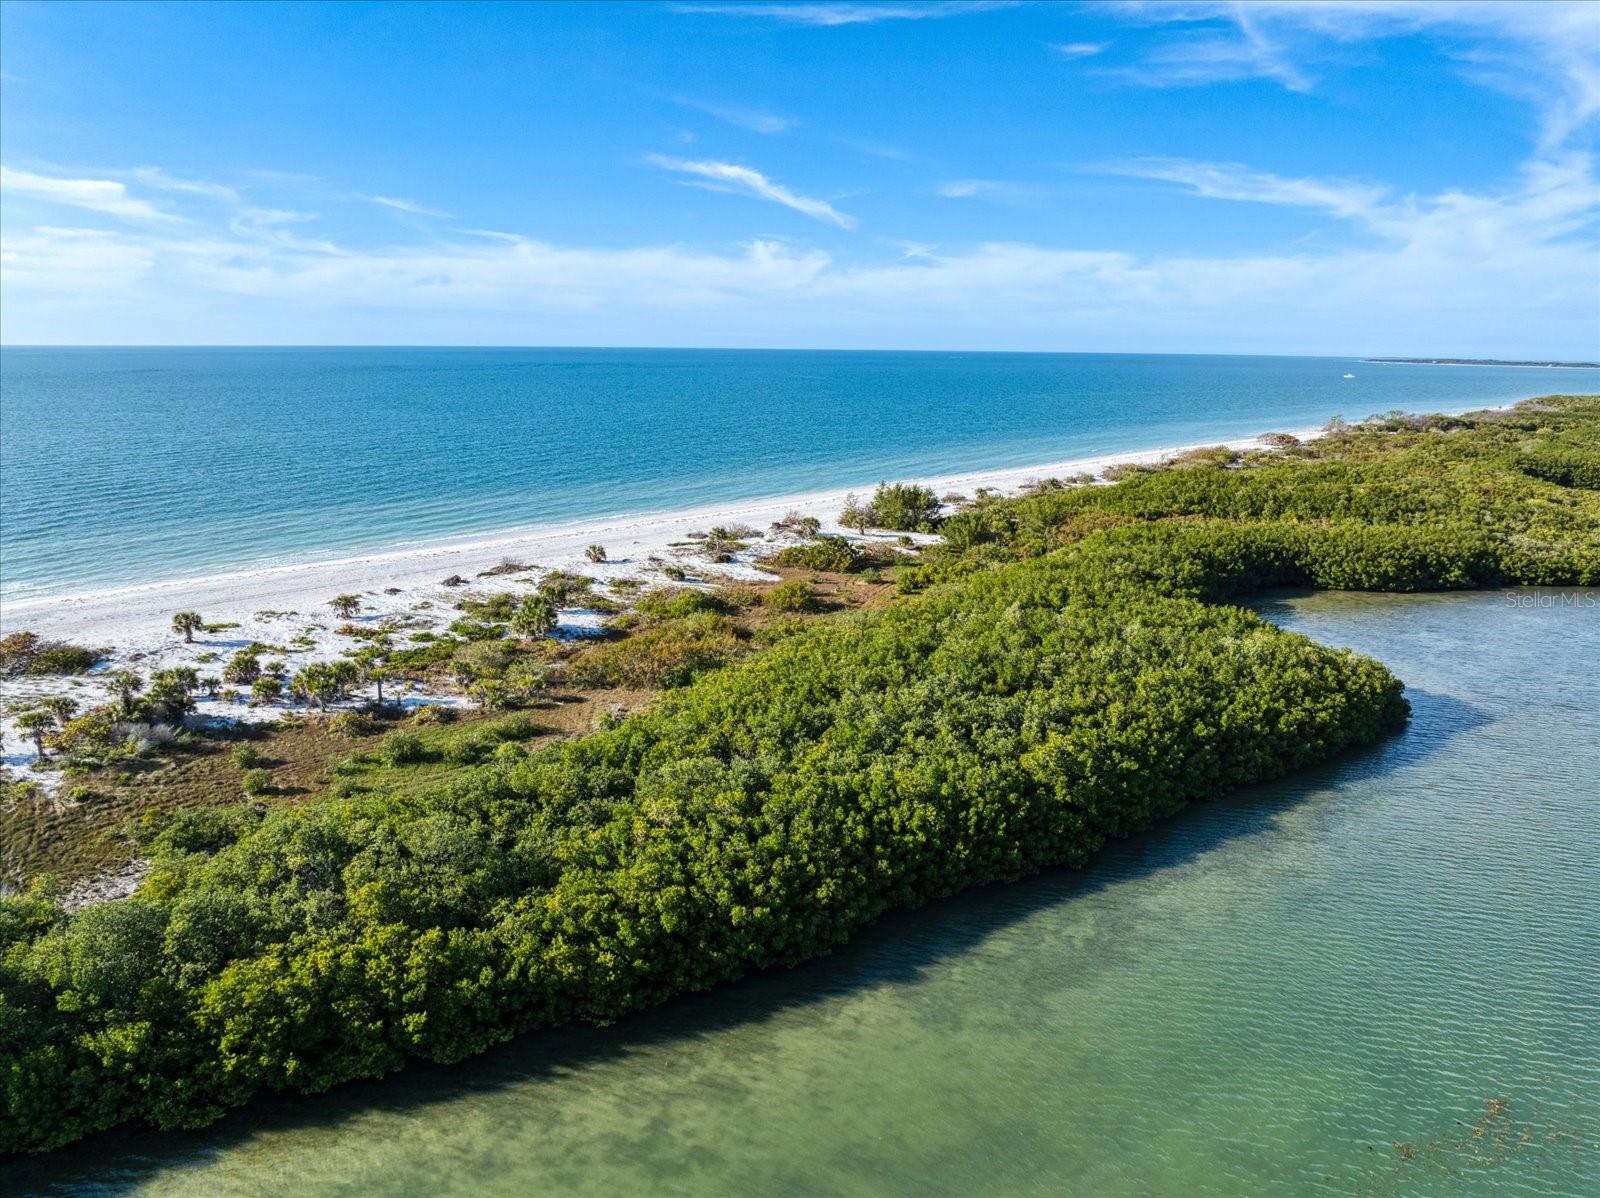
top-left (774, 534), bottom-right (857, 572)
top-left (2, 395), bottom-right (1596, 1154)
top-left (0, 632), bottom-right (103, 677)
top-left (763, 579), bottom-right (818, 612)
top-left (170, 612), bottom-right (204, 643)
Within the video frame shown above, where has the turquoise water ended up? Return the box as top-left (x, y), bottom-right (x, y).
top-left (8, 588), bottom-right (1596, 1195)
top-left (4, 348), bottom-right (1596, 601)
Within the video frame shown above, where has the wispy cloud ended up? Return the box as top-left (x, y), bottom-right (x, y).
top-left (130, 167), bottom-right (239, 201)
top-left (0, 165), bottom-right (178, 221)
top-left (1103, 158), bottom-right (1388, 222)
top-left (936, 177), bottom-right (1042, 203)
top-left (674, 97), bottom-right (795, 135)
top-left (671, 2), bottom-right (1016, 27)
top-left (841, 136), bottom-right (917, 162)
top-left (1107, 2), bottom-right (1600, 149)
top-left (1102, 152), bottom-right (1600, 252)
top-left (1047, 41), bottom-right (1108, 60)
top-left (369, 194), bottom-right (452, 218)
top-left (647, 155), bottom-right (857, 228)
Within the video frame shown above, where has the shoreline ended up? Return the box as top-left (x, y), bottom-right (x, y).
top-left (0, 399), bottom-right (1525, 778)
top-left (0, 424), bottom-right (1322, 777)
top-left (2, 426), bottom-right (1327, 639)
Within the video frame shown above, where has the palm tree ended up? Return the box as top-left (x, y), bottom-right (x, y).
top-left (585, 544), bottom-right (607, 563)
top-left (171, 611), bottom-right (204, 642)
top-left (510, 594), bottom-right (557, 639)
top-left (290, 664), bottom-right (333, 711)
top-left (106, 669), bottom-right (144, 716)
top-left (41, 696), bottom-right (79, 728)
top-left (16, 709), bottom-right (55, 759)
top-left (352, 648), bottom-right (391, 705)
top-left (329, 594), bottom-right (362, 619)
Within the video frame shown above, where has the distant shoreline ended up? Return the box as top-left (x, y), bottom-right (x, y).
top-left (1363, 357), bottom-right (1600, 369)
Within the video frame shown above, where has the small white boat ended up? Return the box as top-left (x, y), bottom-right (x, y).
top-left (1343, 373), bottom-right (1355, 378)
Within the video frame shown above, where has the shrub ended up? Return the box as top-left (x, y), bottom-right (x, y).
top-left (447, 618), bottom-right (507, 642)
top-left (764, 579), bottom-right (818, 612)
top-left (239, 768), bottom-right (274, 796)
top-left (410, 704), bottom-right (455, 726)
top-left (230, 743), bottom-right (263, 769)
top-left (249, 677), bottom-right (283, 705)
top-left (868, 482), bottom-right (943, 532)
top-left (379, 730), bottom-right (430, 765)
top-left (222, 651), bottom-right (262, 685)
top-left (0, 632), bottom-right (104, 677)
top-left (568, 612), bottom-right (740, 688)
top-left (774, 535), bottom-right (856, 573)
top-left (326, 711), bottom-right (368, 739)
top-left (585, 544), bottom-right (607, 563)
top-left (635, 587), bottom-right (723, 620)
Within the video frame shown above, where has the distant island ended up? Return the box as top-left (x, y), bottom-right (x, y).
top-left (1364, 357), bottom-right (1600, 369)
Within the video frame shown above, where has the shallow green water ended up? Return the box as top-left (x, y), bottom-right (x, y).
top-left (10, 589), bottom-right (1599, 1196)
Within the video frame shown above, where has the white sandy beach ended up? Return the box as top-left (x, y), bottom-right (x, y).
top-left (1, 427), bottom-right (1321, 776)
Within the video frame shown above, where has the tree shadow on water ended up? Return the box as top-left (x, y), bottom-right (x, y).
top-left (9, 689), bottom-right (1490, 1195)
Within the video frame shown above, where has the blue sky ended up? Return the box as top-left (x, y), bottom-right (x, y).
top-left (2, 0), bottom-right (1596, 354)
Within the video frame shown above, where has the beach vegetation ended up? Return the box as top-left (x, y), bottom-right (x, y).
top-left (15, 710), bottom-right (55, 758)
top-left (230, 744), bottom-right (264, 770)
top-left (446, 618), bottom-right (507, 642)
top-left (509, 595), bottom-right (558, 639)
top-left (867, 482), bottom-right (943, 532)
top-left (326, 712), bottom-right (369, 739)
top-left (104, 670), bottom-right (144, 716)
top-left (170, 612), bottom-right (204, 642)
top-left (40, 696), bottom-right (81, 728)
top-left (774, 535), bottom-right (856, 572)
top-left (635, 587), bottom-right (723, 620)
top-left (0, 632), bottom-right (104, 677)
top-left (771, 512), bottom-right (821, 538)
top-left (329, 594), bottom-right (363, 619)
top-left (764, 579), bottom-right (818, 612)
top-left (568, 611), bottom-right (740, 688)
top-left (477, 559), bottom-right (530, 578)
top-left (250, 677), bottom-right (283, 706)
top-left (586, 544), bottom-right (607, 563)
top-left (222, 652), bottom-right (262, 685)
top-left (839, 492), bottom-right (872, 533)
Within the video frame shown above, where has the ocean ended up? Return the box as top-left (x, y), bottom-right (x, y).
top-left (3, 347), bottom-right (1596, 602)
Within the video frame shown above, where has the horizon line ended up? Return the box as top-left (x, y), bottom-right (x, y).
top-left (5, 344), bottom-right (1597, 364)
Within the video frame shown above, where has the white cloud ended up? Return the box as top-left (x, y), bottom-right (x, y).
top-left (4, 150), bottom-right (1593, 355)
top-left (129, 167), bottom-right (239, 201)
top-left (1103, 152), bottom-right (1600, 250)
top-left (1048, 42), bottom-right (1108, 60)
top-left (1107, 1), bottom-right (1600, 148)
top-left (0, 165), bottom-right (177, 221)
top-left (937, 179), bottom-right (998, 199)
top-left (670, 2), bottom-right (1016, 27)
top-left (369, 194), bottom-right (452, 218)
top-left (647, 155), bottom-right (857, 228)
top-left (1104, 158), bottom-right (1389, 221)
top-left (674, 97), bottom-right (795, 135)
top-left (936, 178), bottom-right (1041, 203)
